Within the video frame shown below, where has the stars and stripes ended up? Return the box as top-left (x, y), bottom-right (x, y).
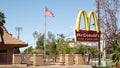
top-left (45, 8), bottom-right (55, 17)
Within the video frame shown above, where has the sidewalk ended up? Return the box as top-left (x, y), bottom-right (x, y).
top-left (0, 64), bottom-right (93, 68)
top-left (0, 64), bottom-right (27, 68)
top-left (31, 65), bottom-right (93, 68)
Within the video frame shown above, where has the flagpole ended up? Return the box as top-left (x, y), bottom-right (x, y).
top-left (43, 7), bottom-right (54, 63)
top-left (44, 8), bottom-right (46, 62)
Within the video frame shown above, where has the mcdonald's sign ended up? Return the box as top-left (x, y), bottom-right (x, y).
top-left (75, 10), bottom-right (100, 42)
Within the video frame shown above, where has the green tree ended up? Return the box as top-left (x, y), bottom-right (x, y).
top-left (23, 46), bottom-right (33, 54)
top-left (0, 11), bottom-right (5, 26)
top-left (35, 34), bottom-right (44, 54)
top-left (76, 44), bottom-right (87, 55)
top-left (111, 43), bottom-right (120, 68)
top-left (95, 0), bottom-right (120, 56)
top-left (47, 32), bottom-right (58, 62)
top-left (0, 11), bottom-right (5, 46)
top-left (56, 34), bottom-right (65, 54)
top-left (33, 31), bottom-right (41, 39)
top-left (62, 42), bottom-right (70, 54)
top-left (89, 47), bottom-right (98, 57)
top-left (47, 32), bottom-right (55, 42)
top-left (88, 46), bottom-right (99, 65)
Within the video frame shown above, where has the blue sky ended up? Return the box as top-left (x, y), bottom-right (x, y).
top-left (0, 0), bottom-right (96, 51)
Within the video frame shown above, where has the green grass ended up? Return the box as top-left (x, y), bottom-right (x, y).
top-left (95, 66), bottom-right (113, 68)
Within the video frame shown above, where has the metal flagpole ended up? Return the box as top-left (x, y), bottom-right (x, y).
top-left (44, 9), bottom-right (47, 62)
top-left (43, 7), bottom-right (54, 63)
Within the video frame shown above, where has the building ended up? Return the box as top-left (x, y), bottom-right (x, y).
top-left (0, 26), bottom-right (28, 64)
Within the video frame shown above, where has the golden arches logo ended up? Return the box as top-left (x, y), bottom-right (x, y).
top-left (75, 10), bottom-right (100, 33)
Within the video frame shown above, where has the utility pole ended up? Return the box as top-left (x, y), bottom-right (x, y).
top-left (97, 0), bottom-right (101, 65)
top-left (14, 27), bottom-right (22, 53)
top-left (16, 27), bottom-right (22, 39)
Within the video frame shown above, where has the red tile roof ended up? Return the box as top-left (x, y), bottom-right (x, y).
top-left (0, 26), bottom-right (28, 48)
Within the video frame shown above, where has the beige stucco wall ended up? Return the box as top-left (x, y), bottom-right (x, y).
top-left (33, 54), bottom-right (44, 66)
top-left (13, 54), bottom-right (21, 64)
top-left (59, 54), bottom-right (65, 62)
top-left (75, 54), bottom-right (86, 65)
top-left (65, 54), bottom-right (74, 65)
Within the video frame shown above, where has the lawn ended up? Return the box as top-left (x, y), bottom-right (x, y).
top-left (95, 66), bottom-right (113, 68)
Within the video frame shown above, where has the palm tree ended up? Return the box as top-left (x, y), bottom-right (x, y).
top-left (0, 11), bottom-right (5, 26)
top-left (0, 11), bottom-right (5, 45)
top-left (57, 34), bottom-right (65, 54)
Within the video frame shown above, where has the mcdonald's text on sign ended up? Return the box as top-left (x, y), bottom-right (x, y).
top-left (75, 30), bottom-right (100, 42)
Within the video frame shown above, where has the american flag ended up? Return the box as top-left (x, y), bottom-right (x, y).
top-left (45, 8), bottom-right (55, 17)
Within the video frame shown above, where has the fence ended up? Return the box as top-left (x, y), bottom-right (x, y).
top-left (13, 54), bottom-right (87, 66)
top-left (0, 53), bottom-right (12, 64)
